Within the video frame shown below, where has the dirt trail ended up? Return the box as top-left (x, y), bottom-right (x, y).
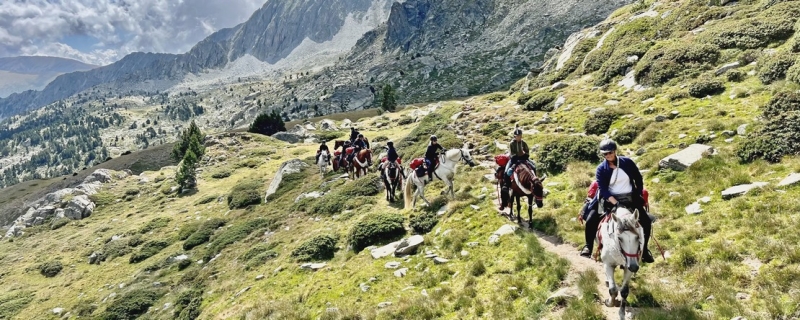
top-left (493, 199), bottom-right (634, 320)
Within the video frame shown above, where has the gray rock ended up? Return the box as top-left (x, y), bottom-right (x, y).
top-left (722, 130), bottom-right (736, 137)
top-left (605, 100), bottom-right (620, 106)
top-left (636, 148), bottom-right (646, 156)
top-left (318, 119), bottom-right (338, 131)
top-left (360, 283), bottom-right (370, 292)
top-left (265, 159), bottom-right (309, 201)
top-left (395, 235), bottom-right (425, 256)
top-left (377, 302), bottom-right (392, 308)
top-left (685, 202), bottom-right (703, 215)
top-left (89, 252), bottom-right (103, 265)
top-left (295, 191), bottom-right (324, 203)
top-left (84, 169), bottom-right (113, 184)
top-left (655, 115), bottom-right (666, 122)
top-left (722, 183), bottom-right (768, 200)
top-left (300, 262), bottom-right (327, 271)
top-left (256, 275), bottom-right (265, 280)
top-left (659, 144), bottom-right (714, 171)
top-left (394, 268), bottom-right (408, 278)
top-left (546, 287), bottom-right (577, 305)
top-left (467, 242), bottom-right (479, 247)
top-left (700, 197), bottom-right (712, 204)
top-left (433, 257), bottom-right (449, 264)
top-left (272, 132), bottom-right (302, 144)
top-left (461, 250), bottom-right (469, 257)
top-left (551, 82), bottom-right (568, 90)
top-left (715, 61), bottom-right (741, 76)
top-left (668, 111), bottom-right (680, 119)
top-left (777, 173), bottom-right (800, 187)
top-left (371, 240), bottom-right (402, 259)
top-left (173, 254), bottom-right (189, 261)
top-left (554, 95), bottom-right (566, 110)
top-left (737, 124), bottom-right (748, 136)
top-left (63, 195), bottom-right (96, 220)
top-left (385, 261), bottom-right (401, 269)
top-left (736, 292), bottom-right (750, 300)
top-left (234, 286), bottom-right (251, 298)
top-left (52, 307), bottom-right (64, 315)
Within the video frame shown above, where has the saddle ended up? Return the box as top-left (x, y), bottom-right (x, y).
top-left (334, 150), bottom-right (342, 157)
top-left (345, 147), bottom-right (355, 155)
top-left (594, 213), bottom-right (614, 260)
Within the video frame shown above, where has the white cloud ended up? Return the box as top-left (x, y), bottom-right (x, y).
top-left (0, 0), bottom-right (265, 65)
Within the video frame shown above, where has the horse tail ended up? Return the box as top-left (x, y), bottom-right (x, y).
top-left (403, 170), bottom-right (413, 208)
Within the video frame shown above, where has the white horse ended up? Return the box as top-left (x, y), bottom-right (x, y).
top-left (403, 148), bottom-right (476, 209)
top-left (597, 206), bottom-right (644, 320)
top-left (317, 150), bottom-right (330, 176)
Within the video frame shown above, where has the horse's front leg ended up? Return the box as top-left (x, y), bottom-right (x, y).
top-left (619, 269), bottom-right (634, 319)
top-left (527, 195), bottom-right (533, 225)
top-left (515, 196), bottom-right (522, 223)
top-left (605, 264), bottom-right (620, 307)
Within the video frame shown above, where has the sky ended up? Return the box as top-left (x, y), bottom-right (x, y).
top-left (0, 0), bottom-right (265, 66)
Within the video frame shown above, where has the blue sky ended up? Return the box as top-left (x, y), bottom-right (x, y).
top-left (0, 0), bottom-right (265, 65)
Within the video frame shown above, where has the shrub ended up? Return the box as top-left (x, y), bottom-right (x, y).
top-left (517, 92), bottom-right (534, 105)
top-left (182, 219), bottom-right (226, 250)
top-left (710, 17), bottom-right (796, 49)
top-left (236, 158), bottom-right (261, 169)
top-left (688, 77), bottom-right (726, 98)
top-left (595, 41), bottom-right (654, 85)
top-left (50, 218), bottom-right (70, 230)
top-left (538, 135), bottom-right (600, 172)
top-left (523, 92), bottom-right (557, 112)
top-left (410, 210), bottom-right (439, 235)
top-left (584, 110), bottom-right (618, 135)
top-left (73, 302), bottom-right (98, 317)
top-left (636, 42), bottom-right (720, 86)
top-left (758, 54), bottom-right (796, 84)
top-left (291, 234), bottom-right (338, 261)
top-left (482, 123), bottom-right (504, 136)
top-left (737, 91), bottom-right (800, 162)
top-left (398, 117), bottom-right (413, 125)
top-left (138, 217), bottom-right (171, 234)
top-left (249, 110), bottom-right (286, 136)
top-left (38, 261), bottom-right (63, 277)
top-left (316, 131), bottom-right (344, 142)
top-left (373, 135), bottom-right (389, 142)
top-left (0, 292), bottom-right (34, 319)
top-left (613, 120), bottom-right (653, 145)
top-left (787, 63), bottom-right (800, 84)
top-left (174, 288), bottom-right (203, 320)
top-left (792, 37), bottom-right (800, 53)
top-left (738, 49), bottom-right (761, 66)
top-left (211, 169), bottom-right (232, 179)
top-left (129, 240), bottom-right (170, 263)
top-left (470, 260), bottom-right (486, 277)
top-left (484, 92), bottom-right (508, 102)
top-left (127, 234), bottom-right (144, 247)
top-left (202, 218), bottom-right (276, 262)
top-left (349, 213), bottom-right (406, 252)
top-left (177, 259), bottom-right (192, 271)
top-left (241, 243), bottom-right (279, 270)
top-left (668, 91), bottom-right (689, 101)
top-left (227, 179), bottom-right (263, 209)
top-left (178, 222), bottom-right (201, 241)
top-left (195, 195), bottom-right (217, 205)
top-left (726, 69), bottom-right (746, 82)
top-left (554, 37), bottom-right (598, 79)
top-left (99, 288), bottom-right (163, 320)
top-left (102, 240), bottom-right (132, 261)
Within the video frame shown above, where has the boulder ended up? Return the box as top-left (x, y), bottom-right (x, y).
top-left (319, 119), bottom-right (338, 131)
top-left (618, 70), bottom-right (638, 89)
top-left (394, 268), bottom-right (408, 277)
top-left (737, 124), bottom-right (748, 136)
top-left (305, 124), bottom-right (317, 131)
top-left (265, 159), bottom-right (309, 201)
top-left (63, 195), bottom-right (95, 220)
top-left (715, 62), bottom-right (741, 76)
top-left (395, 235), bottom-right (425, 256)
top-left (433, 257), bottom-right (449, 264)
top-left (300, 263), bottom-right (327, 271)
top-left (89, 252), bottom-right (103, 265)
top-left (84, 169), bottom-right (113, 184)
top-left (272, 132), bottom-right (302, 144)
top-left (655, 115), bottom-right (667, 122)
top-left (371, 240), bottom-right (403, 259)
top-left (551, 82), bottom-right (568, 90)
top-left (5, 225), bottom-right (24, 238)
top-left (554, 95), bottom-right (566, 110)
top-left (546, 287), bottom-right (578, 305)
top-left (659, 144), bottom-right (713, 171)
top-left (777, 173), bottom-right (800, 187)
top-left (341, 119), bottom-right (353, 128)
top-left (385, 261), bottom-right (401, 269)
top-left (685, 202), bottom-right (703, 215)
top-left (722, 182), bottom-right (768, 200)
top-left (295, 191), bottom-right (324, 203)
top-left (489, 224), bottom-right (517, 244)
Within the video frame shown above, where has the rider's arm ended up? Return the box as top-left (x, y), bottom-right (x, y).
top-left (596, 164), bottom-right (616, 205)
top-left (627, 158), bottom-right (645, 197)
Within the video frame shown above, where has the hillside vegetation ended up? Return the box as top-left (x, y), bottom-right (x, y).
top-left (2, 0), bottom-right (800, 319)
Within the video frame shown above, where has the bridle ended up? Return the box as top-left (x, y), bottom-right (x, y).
top-left (458, 149), bottom-right (474, 166)
top-left (610, 215), bottom-right (642, 261)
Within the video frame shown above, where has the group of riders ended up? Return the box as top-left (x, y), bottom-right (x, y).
top-left (315, 126), bottom-right (655, 264)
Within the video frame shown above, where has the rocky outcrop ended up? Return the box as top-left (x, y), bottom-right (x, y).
top-left (659, 144), bottom-right (714, 171)
top-left (722, 183), bottom-right (768, 200)
top-left (63, 195), bottom-right (95, 220)
top-left (272, 132), bottom-right (303, 144)
top-left (265, 159), bottom-right (309, 201)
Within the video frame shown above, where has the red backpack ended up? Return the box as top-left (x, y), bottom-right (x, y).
top-left (409, 158), bottom-right (425, 170)
top-left (495, 154), bottom-right (510, 167)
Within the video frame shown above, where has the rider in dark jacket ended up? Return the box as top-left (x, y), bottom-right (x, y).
top-left (425, 135), bottom-right (445, 182)
top-left (382, 141), bottom-right (405, 179)
top-left (316, 141), bottom-right (330, 164)
top-left (587, 139), bottom-right (654, 263)
top-left (349, 134), bottom-right (368, 165)
top-left (339, 140), bottom-right (351, 169)
top-left (349, 127), bottom-right (359, 143)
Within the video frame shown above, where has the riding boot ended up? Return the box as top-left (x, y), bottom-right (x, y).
top-left (639, 209), bottom-right (654, 263)
top-left (583, 208), bottom-right (600, 256)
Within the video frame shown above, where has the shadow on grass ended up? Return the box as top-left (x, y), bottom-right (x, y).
top-left (177, 189), bottom-right (199, 198)
top-left (529, 216), bottom-right (559, 235)
top-left (635, 306), bottom-right (706, 320)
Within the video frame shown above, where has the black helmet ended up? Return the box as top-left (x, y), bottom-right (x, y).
top-left (387, 141), bottom-right (394, 146)
top-left (513, 128), bottom-right (523, 136)
top-left (358, 134), bottom-right (364, 138)
top-left (430, 135), bottom-right (438, 141)
top-left (599, 139), bottom-right (618, 153)
top-left (351, 127), bottom-right (356, 131)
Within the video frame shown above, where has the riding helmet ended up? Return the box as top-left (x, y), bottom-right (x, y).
top-left (430, 135), bottom-right (438, 141)
top-left (599, 139), bottom-right (618, 153)
top-left (387, 141), bottom-right (393, 147)
top-left (513, 128), bottom-right (523, 136)
top-left (358, 134), bottom-right (364, 138)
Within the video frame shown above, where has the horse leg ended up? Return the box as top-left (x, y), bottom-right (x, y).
top-left (605, 264), bottom-right (620, 308)
top-left (619, 269), bottom-right (634, 320)
top-left (527, 195), bottom-right (534, 225)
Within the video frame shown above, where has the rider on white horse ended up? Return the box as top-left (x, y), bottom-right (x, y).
top-left (425, 135), bottom-right (445, 182)
top-left (315, 140), bottom-right (330, 164)
top-left (593, 139), bottom-right (655, 263)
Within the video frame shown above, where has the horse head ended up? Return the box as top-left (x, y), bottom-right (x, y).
top-left (532, 174), bottom-right (546, 208)
top-left (612, 206), bottom-right (643, 273)
top-left (452, 148), bottom-right (476, 167)
top-left (334, 140), bottom-right (345, 150)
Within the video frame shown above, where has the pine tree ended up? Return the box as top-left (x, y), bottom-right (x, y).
top-left (171, 120), bottom-right (205, 161)
top-left (248, 110), bottom-right (286, 136)
top-left (380, 84), bottom-right (397, 112)
top-left (175, 149), bottom-right (198, 190)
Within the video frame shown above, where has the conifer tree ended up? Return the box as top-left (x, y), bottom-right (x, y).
top-left (248, 110), bottom-right (286, 136)
top-left (175, 149), bottom-right (198, 190)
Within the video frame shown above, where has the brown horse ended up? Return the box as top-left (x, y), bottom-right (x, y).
top-left (352, 149), bottom-right (372, 178)
top-left (496, 164), bottom-right (546, 224)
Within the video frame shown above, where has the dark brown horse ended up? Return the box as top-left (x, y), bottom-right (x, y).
top-left (382, 160), bottom-right (403, 202)
top-left (352, 149), bottom-right (372, 178)
top-left (496, 165), bottom-right (546, 224)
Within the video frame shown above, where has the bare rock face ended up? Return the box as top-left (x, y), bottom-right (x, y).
top-left (659, 144), bottom-right (714, 171)
top-left (63, 195), bottom-right (96, 220)
top-left (265, 159), bottom-right (309, 201)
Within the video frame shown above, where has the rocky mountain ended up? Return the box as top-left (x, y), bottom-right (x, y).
top-left (0, 56), bottom-right (97, 98)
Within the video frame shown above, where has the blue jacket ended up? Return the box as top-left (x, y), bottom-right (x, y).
top-left (353, 139), bottom-right (367, 149)
top-left (386, 147), bottom-right (399, 162)
top-left (590, 156), bottom-right (643, 208)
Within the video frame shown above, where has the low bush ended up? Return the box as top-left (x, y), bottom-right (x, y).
top-left (398, 117), bottom-right (413, 125)
top-left (38, 261), bottom-right (63, 277)
top-left (0, 292), bottom-right (34, 319)
top-left (178, 222), bottom-right (201, 241)
top-left (129, 240), bottom-right (170, 263)
top-left (138, 217), bottom-right (171, 234)
top-left (410, 210), bottom-right (439, 235)
top-left (373, 135), bottom-right (389, 142)
top-left (182, 218), bottom-right (226, 250)
top-left (211, 169), bottom-right (232, 179)
top-left (50, 218), bottom-right (70, 230)
top-left (523, 92), bottom-right (557, 112)
top-left (484, 92), bottom-right (508, 102)
top-left (786, 63), bottom-right (800, 84)
top-left (202, 218), bottom-right (277, 262)
top-left (349, 213), bottom-right (406, 251)
top-left (595, 41), bottom-right (654, 85)
top-left (291, 234), bottom-right (338, 261)
top-left (236, 158), bottom-right (261, 169)
top-left (688, 77), bottom-right (726, 98)
top-left (738, 49), bottom-right (761, 66)
top-left (517, 92), bottom-right (535, 105)
top-left (227, 179), bottom-right (263, 209)
top-left (710, 17), bottom-right (796, 50)
top-left (98, 288), bottom-right (163, 320)
top-left (174, 288), bottom-right (203, 320)
top-left (726, 69), bottom-right (746, 82)
top-left (89, 192), bottom-right (116, 207)
top-left (102, 240), bottom-right (131, 261)
top-left (636, 42), bottom-right (720, 86)
top-left (584, 110), bottom-right (618, 135)
top-left (737, 91), bottom-right (800, 162)
top-left (613, 120), bottom-right (653, 145)
top-left (758, 54), bottom-right (796, 85)
top-left (127, 234), bottom-right (144, 247)
top-left (554, 37), bottom-right (598, 79)
top-left (195, 195), bottom-right (217, 205)
top-left (177, 259), bottom-right (192, 271)
top-left (482, 122), bottom-right (504, 136)
top-left (241, 243), bottom-right (279, 270)
top-left (316, 131), bottom-right (344, 142)
top-left (538, 135), bottom-right (600, 172)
